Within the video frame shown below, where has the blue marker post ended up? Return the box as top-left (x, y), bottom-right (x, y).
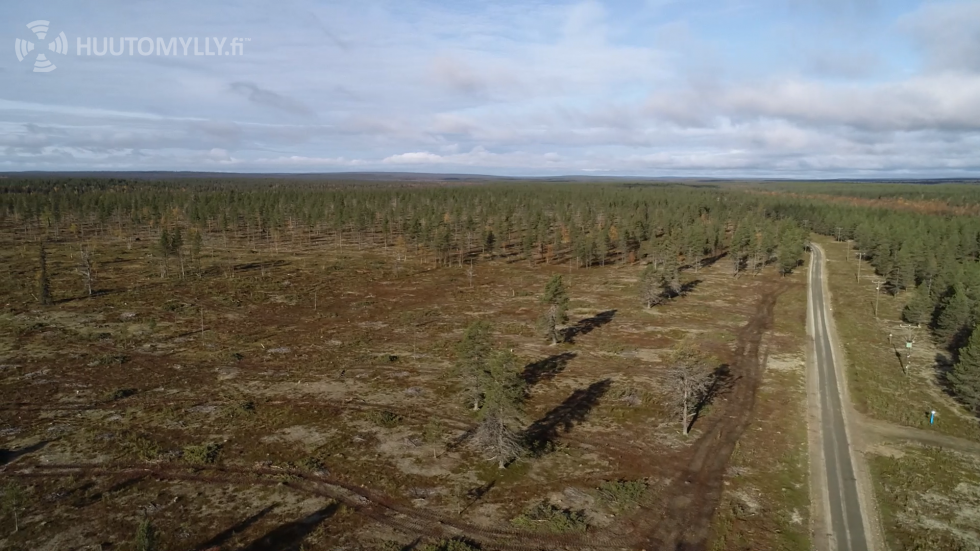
top-left (930, 410), bottom-right (936, 425)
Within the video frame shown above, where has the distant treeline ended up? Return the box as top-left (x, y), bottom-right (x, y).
top-left (0, 177), bottom-right (806, 276)
top-left (765, 197), bottom-right (980, 356)
top-left (760, 181), bottom-right (980, 208)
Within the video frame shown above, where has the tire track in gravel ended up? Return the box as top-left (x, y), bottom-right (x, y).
top-left (636, 283), bottom-right (787, 551)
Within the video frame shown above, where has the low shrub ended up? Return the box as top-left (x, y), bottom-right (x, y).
top-left (183, 442), bottom-right (221, 465)
top-left (511, 501), bottom-right (587, 533)
top-left (417, 537), bottom-right (480, 551)
top-left (596, 479), bottom-right (647, 511)
top-left (369, 410), bottom-right (402, 428)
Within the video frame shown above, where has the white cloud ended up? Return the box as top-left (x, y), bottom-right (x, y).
top-left (645, 73), bottom-right (980, 131)
top-left (383, 151), bottom-right (446, 164)
top-left (0, 0), bottom-right (977, 177)
top-left (902, 1), bottom-right (980, 73)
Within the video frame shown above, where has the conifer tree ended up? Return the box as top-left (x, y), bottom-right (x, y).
top-left (455, 321), bottom-right (494, 411)
top-left (729, 223), bottom-right (751, 276)
top-left (37, 240), bottom-right (52, 305)
top-left (665, 338), bottom-right (716, 435)
top-left (777, 229), bottom-right (803, 275)
top-left (902, 286), bottom-right (933, 326)
top-left (949, 325), bottom-right (980, 412)
top-left (540, 275), bottom-right (570, 345)
top-left (936, 285), bottom-right (974, 350)
top-left (135, 518), bottom-right (158, 551)
top-left (473, 350), bottom-right (526, 468)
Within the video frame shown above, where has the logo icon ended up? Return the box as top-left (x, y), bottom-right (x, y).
top-left (14, 20), bottom-right (68, 72)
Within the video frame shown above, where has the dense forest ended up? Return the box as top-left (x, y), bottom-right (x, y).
top-left (1, 175), bottom-right (978, 411)
top-left (0, 177), bottom-right (807, 277)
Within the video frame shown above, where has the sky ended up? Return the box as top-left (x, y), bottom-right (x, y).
top-left (1, 0), bottom-right (979, 177)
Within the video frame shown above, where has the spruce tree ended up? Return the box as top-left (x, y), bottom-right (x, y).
top-left (902, 286), bottom-right (933, 326)
top-left (135, 518), bottom-right (158, 551)
top-left (948, 326), bottom-right (980, 412)
top-left (936, 285), bottom-right (974, 349)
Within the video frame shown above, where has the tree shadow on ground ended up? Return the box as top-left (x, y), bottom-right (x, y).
top-left (522, 352), bottom-right (576, 386)
top-left (193, 505), bottom-right (276, 551)
top-left (524, 379), bottom-right (611, 454)
top-left (563, 310), bottom-right (616, 343)
top-left (687, 364), bottom-right (735, 433)
top-left (670, 279), bottom-right (702, 299)
top-left (72, 475), bottom-right (146, 508)
top-left (687, 251), bottom-right (727, 272)
top-left (932, 352), bottom-right (972, 413)
top-left (460, 480), bottom-right (496, 515)
top-left (0, 440), bottom-right (49, 467)
top-left (53, 288), bottom-right (120, 304)
top-left (238, 502), bottom-right (339, 551)
top-left (446, 427), bottom-right (476, 452)
top-left (233, 259), bottom-right (289, 273)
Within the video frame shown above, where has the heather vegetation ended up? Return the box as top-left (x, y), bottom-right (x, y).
top-left (2, 174), bottom-right (978, 550)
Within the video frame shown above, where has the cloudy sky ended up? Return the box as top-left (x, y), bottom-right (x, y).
top-left (2, 0), bottom-right (979, 176)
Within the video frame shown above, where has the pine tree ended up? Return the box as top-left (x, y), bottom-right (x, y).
top-left (455, 321), bottom-right (494, 411)
top-left (597, 228), bottom-right (609, 267)
top-left (540, 275), bottom-right (570, 345)
top-left (37, 240), bottom-right (52, 305)
top-left (777, 229), bottom-right (803, 276)
top-left (171, 227), bottom-right (185, 279)
top-left (190, 228), bottom-right (203, 273)
top-left (2, 483), bottom-right (25, 534)
top-left (473, 350), bottom-right (526, 468)
top-left (948, 325), bottom-right (980, 412)
top-left (522, 226), bottom-right (535, 265)
top-left (640, 263), bottom-right (666, 308)
top-left (158, 228), bottom-right (171, 277)
top-left (661, 250), bottom-right (681, 298)
top-left (729, 223), bottom-right (751, 276)
top-left (665, 338), bottom-right (716, 435)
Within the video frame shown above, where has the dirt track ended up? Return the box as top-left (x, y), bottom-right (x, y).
top-left (635, 283), bottom-right (786, 550)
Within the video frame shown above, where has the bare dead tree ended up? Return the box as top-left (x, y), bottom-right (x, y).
top-left (77, 245), bottom-right (95, 297)
top-left (474, 410), bottom-right (524, 469)
top-left (664, 338), bottom-right (716, 435)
